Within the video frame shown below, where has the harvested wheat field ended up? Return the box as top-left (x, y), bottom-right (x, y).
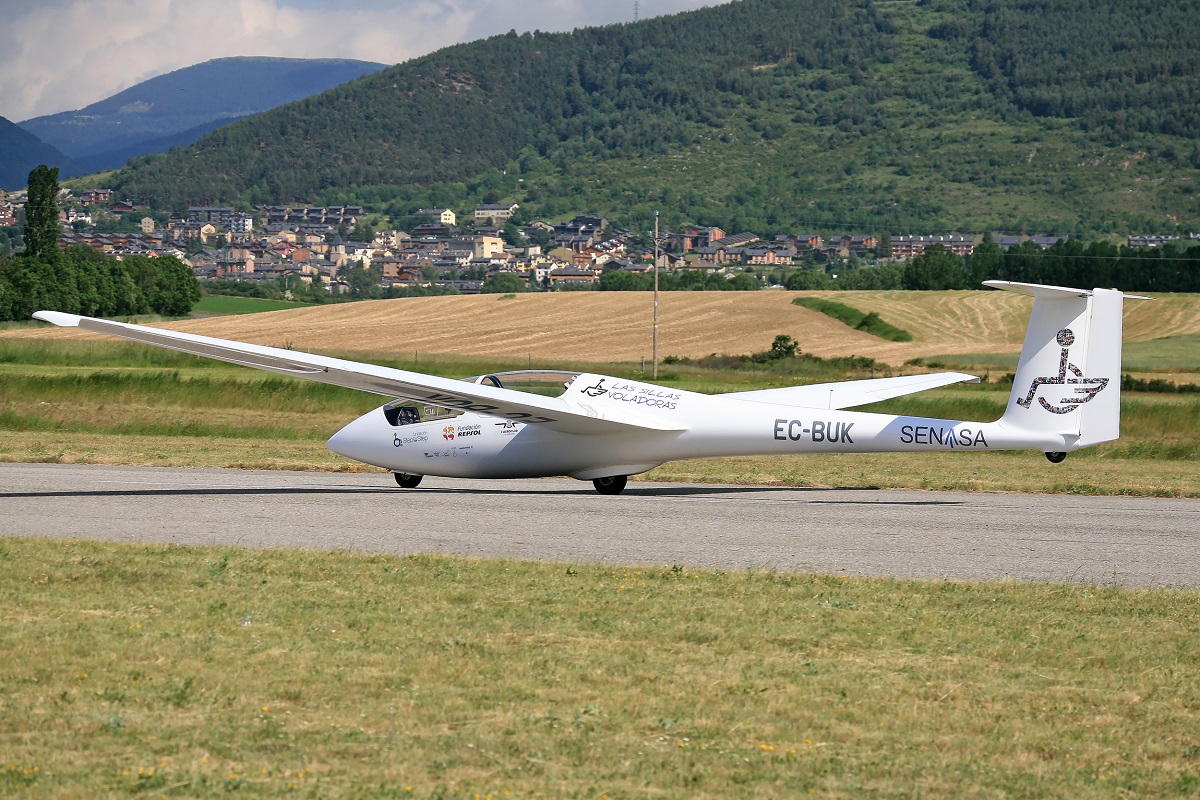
top-left (9, 290), bottom-right (1199, 367)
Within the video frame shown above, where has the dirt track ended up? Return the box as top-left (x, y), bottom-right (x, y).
top-left (8, 290), bottom-right (1197, 366)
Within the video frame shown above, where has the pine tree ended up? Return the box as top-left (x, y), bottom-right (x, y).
top-left (24, 165), bottom-right (60, 263)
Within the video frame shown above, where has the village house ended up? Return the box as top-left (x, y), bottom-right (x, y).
top-left (417, 208), bottom-right (456, 226)
top-left (412, 222), bottom-right (452, 237)
top-left (78, 189), bottom-right (112, 206)
top-left (554, 232), bottom-right (594, 252)
top-left (257, 205), bottom-right (363, 226)
top-left (521, 221), bottom-right (555, 239)
top-left (548, 265), bottom-right (598, 286)
top-left (373, 229), bottom-right (412, 249)
top-left (188, 206), bottom-right (233, 225)
top-left (1128, 234), bottom-right (1179, 248)
top-left (741, 245), bottom-right (796, 265)
top-left (668, 225), bottom-right (725, 252)
top-left (890, 235), bottom-right (975, 259)
top-left (474, 203), bottom-right (518, 225)
top-left (774, 233), bottom-right (825, 252)
top-left (228, 213), bottom-right (255, 238)
top-left (445, 234), bottom-right (504, 259)
top-left (694, 232), bottom-right (760, 264)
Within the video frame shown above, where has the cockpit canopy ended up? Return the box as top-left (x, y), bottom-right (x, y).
top-left (460, 369), bottom-right (582, 394)
top-left (383, 370), bottom-right (582, 427)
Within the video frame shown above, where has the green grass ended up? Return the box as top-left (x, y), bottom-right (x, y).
top-left (1, 339), bottom-right (1198, 494)
top-left (2, 537), bottom-right (1198, 798)
top-left (1123, 334), bottom-right (1200, 371)
top-left (792, 297), bottom-right (913, 342)
top-left (917, 334), bottom-right (1200, 376)
top-left (193, 295), bottom-right (315, 315)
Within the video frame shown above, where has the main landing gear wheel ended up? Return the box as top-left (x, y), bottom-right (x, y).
top-left (592, 475), bottom-right (628, 495)
top-left (1045, 452), bottom-right (1067, 464)
top-left (394, 472), bottom-right (423, 488)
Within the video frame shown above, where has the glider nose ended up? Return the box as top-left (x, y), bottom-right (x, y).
top-left (327, 411), bottom-right (379, 463)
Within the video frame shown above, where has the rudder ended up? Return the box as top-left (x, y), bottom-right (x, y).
top-left (986, 281), bottom-right (1131, 448)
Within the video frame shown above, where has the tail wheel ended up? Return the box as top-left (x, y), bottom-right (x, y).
top-left (1045, 452), bottom-right (1067, 464)
top-left (394, 473), bottom-right (423, 488)
top-left (592, 475), bottom-right (628, 495)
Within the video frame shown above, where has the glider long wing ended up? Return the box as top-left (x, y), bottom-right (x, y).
top-left (32, 312), bottom-right (684, 434)
top-left (721, 372), bottom-right (980, 410)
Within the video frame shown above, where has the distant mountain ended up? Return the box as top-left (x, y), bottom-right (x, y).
top-left (0, 116), bottom-right (77, 191)
top-left (110, 0), bottom-right (1200, 235)
top-left (19, 57), bottom-right (387, 172)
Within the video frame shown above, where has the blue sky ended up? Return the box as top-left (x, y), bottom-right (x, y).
top-left (1, 0), bottom-right (727, 122)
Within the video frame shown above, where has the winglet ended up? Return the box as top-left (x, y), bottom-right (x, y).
top-left (33, 311), bottom-right (83, 327)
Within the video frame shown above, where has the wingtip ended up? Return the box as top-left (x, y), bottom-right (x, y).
top-left (32, 310), bottom-right (83, 327)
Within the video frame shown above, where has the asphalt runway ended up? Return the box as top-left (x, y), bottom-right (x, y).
top-left (3, 463), bottom-right (1198, 588)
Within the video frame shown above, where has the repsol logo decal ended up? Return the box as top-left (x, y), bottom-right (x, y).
top-left (773, 419), bottom-right (854, 444)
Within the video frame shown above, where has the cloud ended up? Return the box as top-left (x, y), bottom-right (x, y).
top-left (0, 0), bottom-right (725, 122)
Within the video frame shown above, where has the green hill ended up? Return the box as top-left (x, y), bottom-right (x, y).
top-left (111, 0), bottom-right (1200, 236)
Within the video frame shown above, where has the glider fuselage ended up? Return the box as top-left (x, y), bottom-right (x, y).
top-left (327, 376), bottom-right (1068, 480)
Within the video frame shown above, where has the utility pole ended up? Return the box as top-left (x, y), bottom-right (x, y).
top-left (652, 210), bottom-right (659, 380)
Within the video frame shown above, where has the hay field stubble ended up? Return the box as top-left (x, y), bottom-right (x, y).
top-left (10, 289), bottom-right (1199, 368)
top-left (1, 290), bottom-right (1036, 365)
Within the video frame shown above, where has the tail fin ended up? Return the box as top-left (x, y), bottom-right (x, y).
top-left (987, 281), bottom-right (1148, 449)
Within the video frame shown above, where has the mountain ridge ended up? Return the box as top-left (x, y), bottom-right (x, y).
top-left (93, 0), bottom-right (1200, 234)
top-left (0, 116), bottom-right (77, 191)
top-left (19, 56), bottom-right (387, 172)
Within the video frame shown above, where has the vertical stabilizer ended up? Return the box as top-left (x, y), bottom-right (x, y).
top-left (986, 281), bottom-right (1130, 448)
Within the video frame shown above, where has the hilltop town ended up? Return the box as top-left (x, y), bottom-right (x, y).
top-left (1, 187), bottom-right (1195, 297)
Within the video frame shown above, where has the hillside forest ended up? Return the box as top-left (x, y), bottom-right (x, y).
top-left (107, 0), bottom-right (1200, 237)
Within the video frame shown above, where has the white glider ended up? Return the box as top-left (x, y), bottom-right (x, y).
top-left (34, 281), bottom-right (1145, 494)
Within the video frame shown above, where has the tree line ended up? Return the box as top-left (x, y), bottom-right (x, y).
top-left (595, 239), bottom-right (1200, 294)
top-left (902, 239), bottom-right (1200, 294)
top-left (0, 166), bottom-right (201, 322)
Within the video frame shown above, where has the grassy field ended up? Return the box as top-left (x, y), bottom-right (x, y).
top-left (1, 339), bottom-right (1198, 496)
top-left (3, 537), bottom-right (1199, 799)
top-left (3, 295), bottom-right (1198, 798)
top-left (193, 295), bottom-right (316, 315)
top-left (2, 289), bottom-right (1198, 496)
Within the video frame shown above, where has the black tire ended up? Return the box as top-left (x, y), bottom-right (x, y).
top-left (592, 475), bottom-right (628, 495)
top-left (394, 473), bottom-right (423, 488)
top-left (1044, 451), bottom-right (1067, 464)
